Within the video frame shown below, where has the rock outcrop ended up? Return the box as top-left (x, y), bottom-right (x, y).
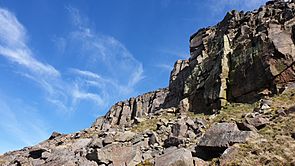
top-left (185, 0), bottom-right (295, 113)
top-left (1, 0), bottom-right (295, 165)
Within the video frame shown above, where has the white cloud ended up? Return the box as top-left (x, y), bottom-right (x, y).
top-left (128, 63), bottom-right (145, 87)
top-left (71, 84), bottom-right (104, 106)
top-left (0, 8), bottom-right (60, 77)
top-left (157, 64), bottom-right (173, 71)
top-left (159, 49), bottom-right (190, 59)
top-left (71, 68), bottom-right (103, 80)
top-left (0, 6), bottom-right (144, 115)
top-left (66, 6), bottom-right (144, 95)
top-left (0, 7), bottom-right (108, 112)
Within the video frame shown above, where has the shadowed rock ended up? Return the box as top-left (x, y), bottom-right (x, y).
top-left (196, 123), bottom-right (255, 160)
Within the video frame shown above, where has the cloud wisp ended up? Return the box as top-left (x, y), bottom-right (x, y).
top-left (64, 6), bottom-right (145, 98)
top-left (0, 8), bottom-right (59, 77)
top-left (0, 7), bottom-right (145, 152)
top-left (0, 7), bottom-right (144, 114)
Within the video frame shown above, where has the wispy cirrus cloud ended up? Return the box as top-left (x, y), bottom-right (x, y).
top-left (0, 6), bottom-right (144, 154)
top-left (0, 8), bottom-right (59, 77)
top-left (0, 8), bottom-right (104, 112)
top-left (0, 6), bottom-right (144, 114)
top-left (64, 6), bottom-right (144, 97)
top-left (156, 64), bottom-right (173, 71)
top-left (159, 49), bottom-right (190, 59)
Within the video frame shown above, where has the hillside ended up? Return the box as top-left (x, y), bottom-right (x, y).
top-left (1, 0), bottom-right (295, 165)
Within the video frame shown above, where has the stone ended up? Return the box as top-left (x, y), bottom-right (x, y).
top-left (219, 146), bottom-right (239, 165)
top-left (49, 132), bottom-right (62, 140)
top-left (196, 123), bottom-right (255, 160)
top-left (178, 98), bottom-right (190, 113)
top-left (245, 115), bottom-right (269, 129)
top-left (134, 117), bottom-right (144, 124)
top-left (198, 123), bottom-right (254, 148)
top-left (287, 106), bottom-right (295, 114)
top-left (186, 130), bottom-right (196, 140)
top-left (155, 148), bottom-right (194, 166)
top-left (164, 137), bottom-right (184, 148)
top-left (195, 118), bottom-right (206, 128)
top-left (28, 149), bottom-right (46, 159)
top-left (277, 109), bottom-right (287, 116)
top-left (291, 132), bottom-right (295, 139)
top-left (91, 117), bottom-right (105, 130)
top-left (193, 157), bottom-right (208, 166)
top-left (88, 138), bottom-right (103, 148)
top-left (236, 121), bottom-right (258, 132)
top-left (131, 134), bottom-right (144, 145)
top-left (148, 132), bottom-right (159, 146)
top-left (95, 143), bottom-right (137, 166)
top-left (114, 131), bottom-right (136, 142)
top-left (171, 121), bottom-right (188, 138)
top-left (103, 135), bottom-right (114, 145)
top-left (142, 151), bottom-right (153, 161)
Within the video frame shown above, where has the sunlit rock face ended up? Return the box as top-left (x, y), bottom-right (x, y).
top-left (183, 0), bottom-right (295, 113)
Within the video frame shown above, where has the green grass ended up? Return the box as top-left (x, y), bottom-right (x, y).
top-left (131, 113), bottom-right (177, 133)
top-left (136, 160), bottom-right (154, 166)
top-left (213, 102), bottom-right (258, 123)
top-left (212, 89), bottom-right (295, 165)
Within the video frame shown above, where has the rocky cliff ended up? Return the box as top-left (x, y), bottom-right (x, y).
top-left (1, 0), bottom-right (295, 165)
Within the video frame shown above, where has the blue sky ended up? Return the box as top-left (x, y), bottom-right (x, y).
top-left (0, 0), bottom-right (268, 154)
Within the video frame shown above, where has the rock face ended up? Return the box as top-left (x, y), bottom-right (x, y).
top-left (90, 0), bottom-right (295, 128)
top-left (1, 1), bottom-right (295, 166)
top-left (184, 0), bottom-right (295, 113)
top-left (93, 88), bottom-right (171, 130)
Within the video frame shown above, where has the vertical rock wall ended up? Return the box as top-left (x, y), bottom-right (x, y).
top-left (94, 0), bottom-right (295, 126)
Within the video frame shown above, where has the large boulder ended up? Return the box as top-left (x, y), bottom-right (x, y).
top-left (198, 123), bottom-right (254, 148)
top-left (87, 143), bottom-right (139, 166)
top-left (155, 148), bottom-right (194, 166)
top-left (196, 123), bottom-right (255, 160)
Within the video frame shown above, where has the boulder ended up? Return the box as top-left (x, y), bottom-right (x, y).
top-left (198, 123), bottom-right (254, 148)
top-left (193, 157), bottom-right (208, 166)
top-left (245, 115), bottom-right (269, 129)
top-left (147, 131), bottom-right (159, 146)
top-left (114, 131), bottom-right (136, 142)
top-left (171, 121), bottom-right (188, 138)
top-left (164, 137), bottom-right (184, 148)
top-left (49, 132), bottom-right (62, 140)
top-left (88, 138), bottom-right (103, 149)
top-left (94, 143), bottom-right (138, 166)
top-left (103, 135), bottom-right (114, 145)
top-left (196, 123), bottom-right (255, 160)
top-left (155, 148), bottom-right (194, 166)
top-left (236, 121), bottom-right (258, 132)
